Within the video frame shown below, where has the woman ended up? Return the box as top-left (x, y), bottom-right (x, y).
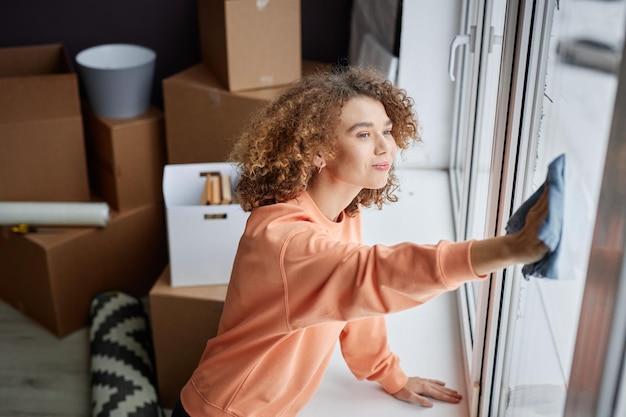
top-left (172, 66), bottom-right (548, 417)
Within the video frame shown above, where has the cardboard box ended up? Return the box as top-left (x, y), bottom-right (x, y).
top-left (149, 266), bottom-right (227, 409)
top-left (162, 61), bottom-right (332, 165)
top-left (163, 162), bottom-right (249, 286)
top-left (0, 43), bottom-right (91, 202)
top-left (162, 63), bottom-right (283, 164)
top-left (198, 0), bottom-right (301, 92)
top-left (0, 202), bottom-right (168, 338)
top-left (83, 105), bottom-right (166, 211)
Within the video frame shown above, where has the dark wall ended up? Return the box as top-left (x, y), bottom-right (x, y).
top-left (0, 0), bottom-right (353, 107)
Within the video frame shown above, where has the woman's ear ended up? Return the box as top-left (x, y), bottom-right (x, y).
top-left (313, 154), bottom-right (327, 170)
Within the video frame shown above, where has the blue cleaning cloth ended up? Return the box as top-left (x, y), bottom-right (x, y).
top-left (505, 154), bottom-right (565, 280)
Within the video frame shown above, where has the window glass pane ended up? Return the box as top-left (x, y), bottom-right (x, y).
top-left (464, 0), bottom-right (507, 343)
top-left (450, 0), bottom-right (507, 347)
top-left (502, 1), bottom-right (625, 416)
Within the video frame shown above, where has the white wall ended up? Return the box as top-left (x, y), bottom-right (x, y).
top-left (396, 0), bottom-right (461, 169)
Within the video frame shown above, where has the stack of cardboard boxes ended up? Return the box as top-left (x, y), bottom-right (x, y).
top-left (162, 0), bottom-right (302, 164)
top-left (150, 0), bottom-right (334, 408)
top-left (0, 0), bottom-right (332, 408)
top-left (0, 43), bottom-right (168, 338)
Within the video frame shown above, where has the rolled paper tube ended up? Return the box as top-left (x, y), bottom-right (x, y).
top-left (0, 202), bottom-right (110, 227)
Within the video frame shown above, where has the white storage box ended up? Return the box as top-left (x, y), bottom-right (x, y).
top-left (163, 163), bottom-right (249, 286)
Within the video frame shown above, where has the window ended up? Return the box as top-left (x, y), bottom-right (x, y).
top-left (450, 0), bottom-right (626, 416)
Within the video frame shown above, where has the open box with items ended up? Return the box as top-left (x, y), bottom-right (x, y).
top-left (163, 162), bottom-right (249, 287)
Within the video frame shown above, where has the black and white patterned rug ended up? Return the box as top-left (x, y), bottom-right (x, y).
top-left (89, 291), bottom-right (163, 417)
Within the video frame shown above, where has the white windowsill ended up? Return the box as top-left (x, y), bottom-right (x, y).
top-left (300, 168), bottom-right (470, 417)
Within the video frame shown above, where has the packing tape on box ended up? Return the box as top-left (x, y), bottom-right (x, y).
top-left (0, 202), bottom-right (110, 227)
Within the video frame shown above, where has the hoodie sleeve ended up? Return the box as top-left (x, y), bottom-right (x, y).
top-left (281, 227), bottom-right (484, 329)
top-left (339, 316), bottom-right (408, 394)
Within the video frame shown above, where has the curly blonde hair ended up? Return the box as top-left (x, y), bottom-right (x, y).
top-left (228, 66), bottom-right (420, 216)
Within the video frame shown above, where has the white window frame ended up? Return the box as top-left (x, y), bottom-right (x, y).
top-left (457, 1), bottom-right (626, 416)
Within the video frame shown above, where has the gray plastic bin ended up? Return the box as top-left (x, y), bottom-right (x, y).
top-left (76, 44), bottom-right (156, 119)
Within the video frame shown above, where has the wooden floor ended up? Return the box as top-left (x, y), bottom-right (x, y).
top-left (0, 299), bottom-right (91, 417)
top-left (0, 299), bottom-right (172, 417)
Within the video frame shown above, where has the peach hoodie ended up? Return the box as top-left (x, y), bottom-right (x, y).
top-left (180, 191), bottom-right (483, 417)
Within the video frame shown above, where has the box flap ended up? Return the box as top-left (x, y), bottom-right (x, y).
top-left (0, 44), bottom-right (73, 77)
top-left (163, 163), bottom-right (239, 206)
top-left (0, 44), bottom-right (80, 123)
top-left (163, 64), bottom-right (224, 90)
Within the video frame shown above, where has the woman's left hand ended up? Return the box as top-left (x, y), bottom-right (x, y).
top-left (392, 376), bottom-right (463, 407)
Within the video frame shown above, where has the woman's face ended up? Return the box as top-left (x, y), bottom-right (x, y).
top-left (325, 96), bottom-right (398, 191)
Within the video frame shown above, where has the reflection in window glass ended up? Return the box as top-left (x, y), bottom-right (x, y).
top-left (502, 1), bottom-right (625, 416)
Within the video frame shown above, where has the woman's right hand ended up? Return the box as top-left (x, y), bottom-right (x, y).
top-left (509, 188), bottom-right (550, 265)
top-left (470, 189), bottom-right (549, 276)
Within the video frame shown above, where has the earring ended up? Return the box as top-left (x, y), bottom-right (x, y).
top-left (317, 166), bottom-right (323, 174)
